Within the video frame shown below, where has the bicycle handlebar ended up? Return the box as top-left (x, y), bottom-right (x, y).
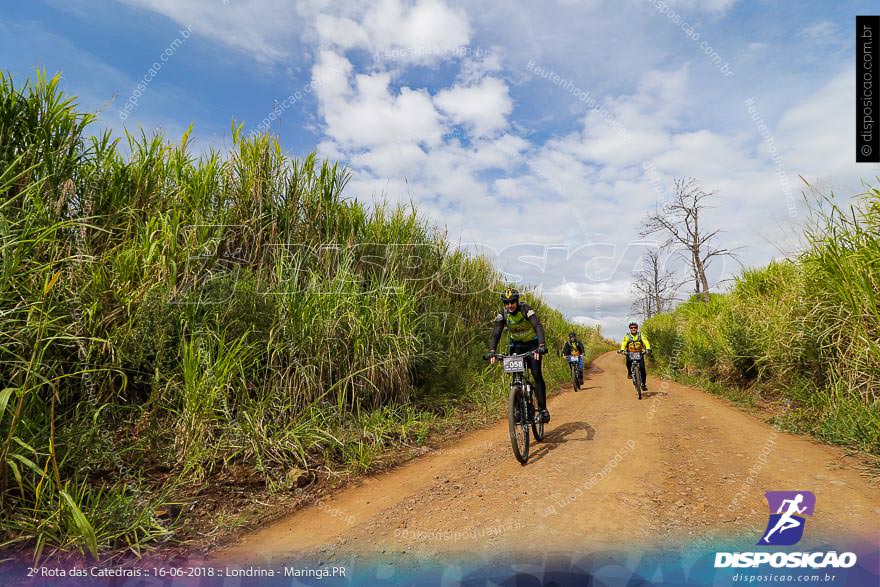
top-left (485, 348), bottom-right (548, 361)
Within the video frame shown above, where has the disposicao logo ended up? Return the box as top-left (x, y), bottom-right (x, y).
top-left (714, 491), bottom-right (858, 569)
top-left (757, 490), bottom-right (815, 546)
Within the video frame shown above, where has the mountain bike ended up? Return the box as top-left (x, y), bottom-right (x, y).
top-left (567, 354), bottom-right (583, 391)
top-left (620, 349), bottom-right (649, 400)
top-left (485, 349), bottom-right (548, 464)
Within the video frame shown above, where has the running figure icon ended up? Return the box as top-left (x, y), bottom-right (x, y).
top-left (757, 491), bottom-right (816, 546)
top-left (761, 494), bottom-right (806, 543)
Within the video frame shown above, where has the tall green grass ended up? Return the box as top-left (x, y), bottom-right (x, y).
top-left (0, 72), bottom-right (608, 558)
top-left (645, 190), bottom-right (880, 456)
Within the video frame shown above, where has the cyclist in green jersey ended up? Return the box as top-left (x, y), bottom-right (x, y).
top-left (488, 288), bottom-right (550, 422)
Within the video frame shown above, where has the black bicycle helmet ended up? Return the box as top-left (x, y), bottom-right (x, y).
top-left (628, 322), bottom-right (638, 328)
top-left (501, 287), bottom-right (520, 304)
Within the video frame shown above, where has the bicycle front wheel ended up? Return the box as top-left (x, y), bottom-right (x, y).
top-left (508, 385), bottom-right (529, 464)
top-left (633, 365), bottom-right (642, 400)
top-left (571, 363), bottom-right (580, 391)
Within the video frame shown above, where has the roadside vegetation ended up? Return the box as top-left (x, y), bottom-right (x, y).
top-left (645, 189), bottom-right (880, 457)
top-left (0, 72), bottom-right (612, 559)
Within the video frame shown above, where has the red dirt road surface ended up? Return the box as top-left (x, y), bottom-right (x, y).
top-left (219, 352), bottom-right (880, 563)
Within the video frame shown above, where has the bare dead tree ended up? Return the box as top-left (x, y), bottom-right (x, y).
top-left (630, 275), bottom-right (653, 321)
top-left (630, 247), bottom-right (681, 320)
top-left (641, 178), bottom-right (737, 302)
top-left (646, 247), bottom-right (681, 314)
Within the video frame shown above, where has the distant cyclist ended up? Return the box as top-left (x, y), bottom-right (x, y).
top-left (488, 288), bottom-right (550, 423)
top-left (562, 331), bottom-right (585, 377)
top-left (618, 322), bottom-right (651, 391)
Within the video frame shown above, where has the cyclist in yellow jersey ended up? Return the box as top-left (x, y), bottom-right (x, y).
top-left (618, 321), bottom-right (652, 390)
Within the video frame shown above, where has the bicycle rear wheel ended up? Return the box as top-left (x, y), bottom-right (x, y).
top-left (508, 385), bottom-right (529, 464)
top-left (531, 396), bottom-right (545, 442)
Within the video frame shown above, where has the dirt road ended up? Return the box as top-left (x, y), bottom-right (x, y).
top-left (220, 352), bottom-right (879, 562)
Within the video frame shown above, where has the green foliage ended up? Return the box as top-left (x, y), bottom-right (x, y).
top-left (0, 72), bottom-right (591, 558)
top-left (644, 190), bottom-right (880, 457)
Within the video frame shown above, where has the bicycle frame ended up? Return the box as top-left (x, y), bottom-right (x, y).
top-left (503, 352), bottom-right (536, 409)
top-left (625, 350), bottom-right (646, 399)
top-left (567, 354), bottom-right (583, 390)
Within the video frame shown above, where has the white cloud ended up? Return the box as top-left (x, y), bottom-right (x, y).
top-left (301, 0), bottom-right (471, 65)
top-left (456, 47), bottom-right (504, 83)
top-left (800, 20), bottom-right (836, 40)
top-left (543, 279), bottom-right (639, 337)
top-left (663, 0), bottom-right (739, 13)
top-left (363, 0), bottom-right (471, 60)
top-left (314, 14), bottom-right (370, 50)
top-left (571, 315), bottom-right (622, 339)
top-left (434, 77), bottom-right (512, 137)
top-left (312, 51), bottom-right (445, 150)
top-left (773, 67), bottom-right (875, 191)
top-left (318, 49), bottom-right (839, 330)
top-left (452, 61), bottom-right (861, 325)
top-left (118, 0), bottom-right (300, 63)
top-left (350, 143), bottom-right (429, 178)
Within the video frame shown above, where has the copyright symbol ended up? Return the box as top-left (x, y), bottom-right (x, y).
top-left (862, 144), bottom-right (872, 157)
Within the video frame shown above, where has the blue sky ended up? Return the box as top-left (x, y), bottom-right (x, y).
top-left (3, 0), bottom-right (877, 333)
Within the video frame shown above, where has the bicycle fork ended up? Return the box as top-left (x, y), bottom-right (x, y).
top-left (524, 384), bottom-right (534, 423)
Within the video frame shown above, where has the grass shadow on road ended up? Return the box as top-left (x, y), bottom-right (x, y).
top-left (527, 421), bottom-right (595, 464)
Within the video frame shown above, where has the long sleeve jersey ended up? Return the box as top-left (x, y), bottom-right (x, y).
top-left (489, 303), bottom-right (545, 351)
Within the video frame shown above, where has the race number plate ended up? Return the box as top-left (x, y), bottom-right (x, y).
top-left (630, 352), bottom-right (642, 360)
top-left (503, 356), bottom-right (525, 373)
top-left (568, 356), bottom-right (579, 363)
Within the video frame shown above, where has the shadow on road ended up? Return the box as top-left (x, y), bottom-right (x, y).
top-left (526, 421), bottom-right (595, 464)
top-left (641, 391), bottom-right (668, 399)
